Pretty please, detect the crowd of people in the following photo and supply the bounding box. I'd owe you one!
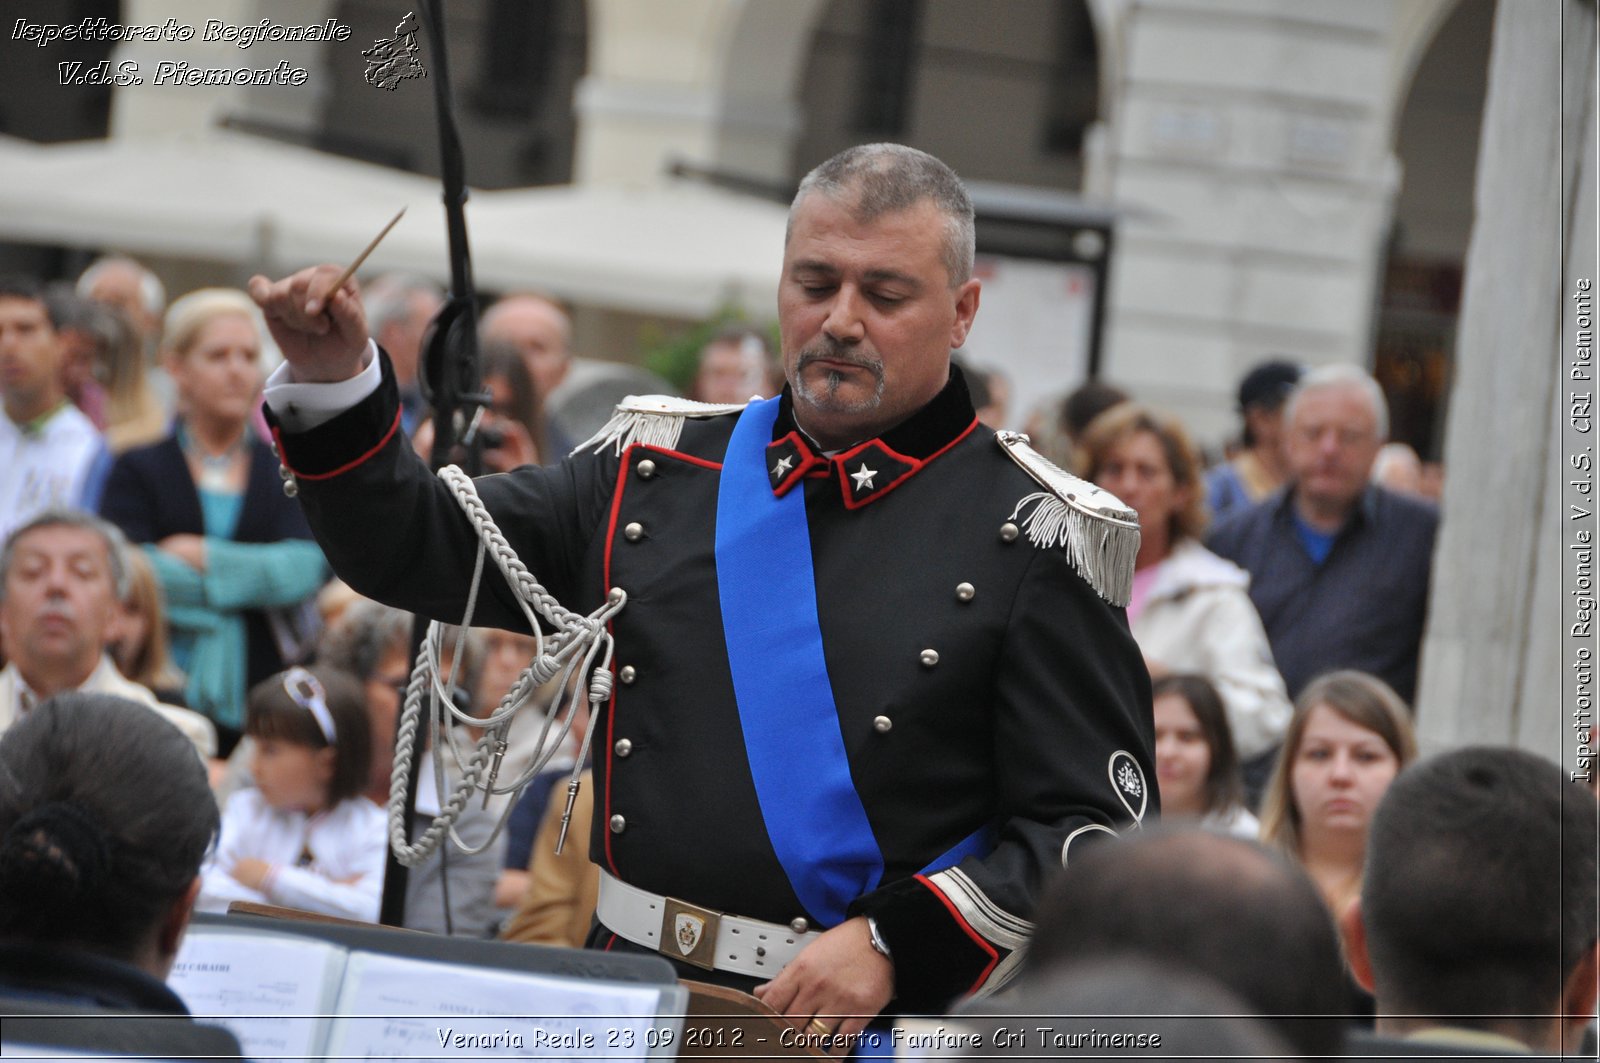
[0,139,1589,1059]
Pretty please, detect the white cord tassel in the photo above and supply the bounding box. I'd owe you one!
[1009,493,1140,607]
[387,467,627,867]
[995,431,1140,607]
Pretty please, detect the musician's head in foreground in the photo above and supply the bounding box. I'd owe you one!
[1343,746,1599,1053]
[0,692,218,979]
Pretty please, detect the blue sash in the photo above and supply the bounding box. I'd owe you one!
[716,398,881,926]
[715,398,993,927]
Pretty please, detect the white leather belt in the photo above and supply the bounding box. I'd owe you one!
[596,871,822,978]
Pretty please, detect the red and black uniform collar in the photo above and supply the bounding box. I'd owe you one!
[765,364,979,509]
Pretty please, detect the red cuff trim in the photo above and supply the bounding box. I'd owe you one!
[915,872,999,995]
[273,409,403,482]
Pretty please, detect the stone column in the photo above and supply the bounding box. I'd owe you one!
[1094,0,1426,443]
[1413,0,1595,757]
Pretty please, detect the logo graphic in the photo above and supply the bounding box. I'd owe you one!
[674,913,706,957]
[1107,750,1148,827]
[362,12,426,91]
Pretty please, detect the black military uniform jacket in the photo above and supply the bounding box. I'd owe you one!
[271,355,1155,1012]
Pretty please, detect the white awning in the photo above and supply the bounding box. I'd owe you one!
[0,132,785,319]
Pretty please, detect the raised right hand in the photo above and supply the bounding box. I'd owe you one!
[247,266,370,383]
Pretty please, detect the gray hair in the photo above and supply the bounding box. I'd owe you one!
[1284,364,1389,441]
[363,273,444,335]
[789,143,976,286]
[318,599,413,682]
[318,599,488,707]
[0,509,131,601]
[76,256,166,318]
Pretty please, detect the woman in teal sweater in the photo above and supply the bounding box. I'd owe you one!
[101,289,328,755]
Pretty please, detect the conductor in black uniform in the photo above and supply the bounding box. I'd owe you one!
[250,144,1154,1041]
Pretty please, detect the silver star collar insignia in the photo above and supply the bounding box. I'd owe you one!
[772,455,794,477]
[850,464,878,492]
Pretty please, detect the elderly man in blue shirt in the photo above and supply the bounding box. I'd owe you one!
[1208,365,1438,708]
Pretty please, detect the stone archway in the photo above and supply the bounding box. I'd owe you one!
[1372,0,1495,461]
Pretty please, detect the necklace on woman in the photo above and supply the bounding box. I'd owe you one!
[180,423,247,493]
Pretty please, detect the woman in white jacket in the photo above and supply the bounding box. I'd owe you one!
[1080,403,1291,772]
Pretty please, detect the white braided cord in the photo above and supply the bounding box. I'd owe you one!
[387,466,624,866]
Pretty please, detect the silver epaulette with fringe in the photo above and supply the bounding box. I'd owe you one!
[572,395,749,457]
[995,431,1140,607]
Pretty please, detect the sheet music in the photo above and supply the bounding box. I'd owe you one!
[326,950,667,1059]
[167,930,345,1061]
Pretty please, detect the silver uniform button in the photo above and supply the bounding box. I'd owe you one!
[282,479,298,498]
[999,522,1020,543]
[956,582,976,602]
[607,586,625,605]
[636,459,657,479]
[614,738,633,757]
[619,665,637,685]
[873,715,892,733]
[920,649,940,668]
[623,522,644,542]
[609,814,626,834]
[789,917,809,934]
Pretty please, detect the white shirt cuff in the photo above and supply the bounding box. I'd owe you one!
[262,340,382,432]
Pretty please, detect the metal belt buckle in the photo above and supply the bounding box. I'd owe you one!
[660,896,722,970]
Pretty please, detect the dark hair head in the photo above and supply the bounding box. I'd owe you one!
[791,143,975,285]
[1362,746,1598,1033]
[1060,381,1129,442]
[1259,670,1417,857]
[480,339,550,460]
[1152,673,1244,814]
[1077,402,1209,543]
[0,275,57,328]
[246,666,371,805]
[1237,359,1304,413]
[962,955,1294,1060]
[0,693,218,961]
[1029,826,1348,1057]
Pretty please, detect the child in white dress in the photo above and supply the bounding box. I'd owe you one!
[200,666,387,921]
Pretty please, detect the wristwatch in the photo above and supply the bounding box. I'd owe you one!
[865,915,893,960]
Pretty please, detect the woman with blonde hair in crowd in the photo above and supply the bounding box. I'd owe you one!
[1079,402,1292,779]
[100,288,328,756]
[1258,670,1417,1018]
[1259,670,1418,923]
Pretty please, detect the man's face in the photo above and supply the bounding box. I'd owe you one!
[168,312,263,427]
[778,193,980,449]
[378,290,442,388]
[695,340,766,405]
[0,525,120,683]
[482,298,571,397]
[0,297,64,415]
[1286,384,1383,517]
